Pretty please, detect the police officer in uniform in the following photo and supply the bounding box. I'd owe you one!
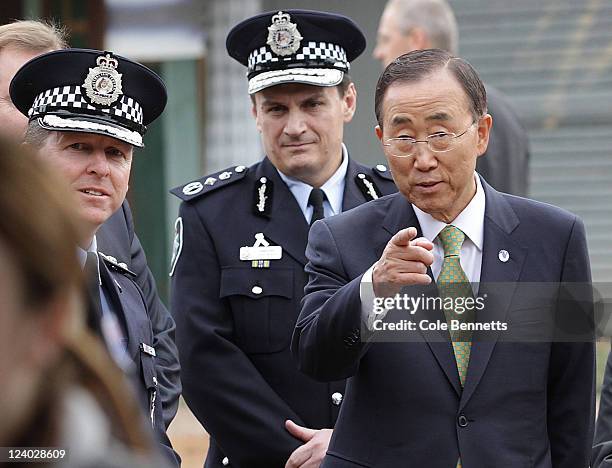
[170,10,397,468]
[10,48,180,466]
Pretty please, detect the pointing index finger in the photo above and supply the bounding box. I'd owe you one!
[391,227,418,247]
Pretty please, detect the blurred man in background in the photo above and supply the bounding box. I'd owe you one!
[0,20,65,140]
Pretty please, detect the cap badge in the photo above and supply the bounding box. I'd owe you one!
[267,11,302,56]
[83,53,123,106]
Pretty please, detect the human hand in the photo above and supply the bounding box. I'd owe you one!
[372,226,434,297]
[285,420,333,468]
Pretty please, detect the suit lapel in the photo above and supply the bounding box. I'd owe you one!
[460,179,527,407]
[257,158,310,266]
[381,194,463,396]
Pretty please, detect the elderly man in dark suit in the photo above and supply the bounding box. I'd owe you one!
[373,0,530,196]
[593,349,612,466]
[292,49,594,467]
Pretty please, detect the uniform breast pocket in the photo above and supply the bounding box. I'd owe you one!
[220,267,295,354]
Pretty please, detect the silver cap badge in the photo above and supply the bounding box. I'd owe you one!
[267,11,302,56]
[83,53,123,106]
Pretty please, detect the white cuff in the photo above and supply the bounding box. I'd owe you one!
[359,262,389,331]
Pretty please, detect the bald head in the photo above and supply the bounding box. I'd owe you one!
[373,0,458,68]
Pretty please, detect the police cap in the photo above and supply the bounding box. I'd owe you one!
[10,48,167,147]
[226,9,366,94]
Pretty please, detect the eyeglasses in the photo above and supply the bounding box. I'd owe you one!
[383,120,477,158]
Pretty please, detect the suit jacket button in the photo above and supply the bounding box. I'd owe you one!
[457,415,468,427]
[331,392,343,406]
[222,456,229,466]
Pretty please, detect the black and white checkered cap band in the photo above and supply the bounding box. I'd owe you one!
[247,41,349,74]
[28,85,144,127]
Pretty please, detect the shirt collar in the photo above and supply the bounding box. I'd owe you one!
[276,143,348,216]
[76,235,98,269]
[413,173,485,250]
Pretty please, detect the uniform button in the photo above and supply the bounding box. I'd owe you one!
[235,165,246,173]
[331,392,343,406]
[376,164,387,172]
[222,457,229,466]
[251,285,263,295]
[457,415,468,427]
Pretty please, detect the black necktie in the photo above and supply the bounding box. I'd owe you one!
[84,251,103,335]
[308,188,326,226]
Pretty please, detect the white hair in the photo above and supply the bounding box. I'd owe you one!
[388,0,459,55]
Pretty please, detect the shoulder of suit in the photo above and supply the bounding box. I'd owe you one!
[170,164,250,202]
[369,163,394,182]
[351,161,394,182]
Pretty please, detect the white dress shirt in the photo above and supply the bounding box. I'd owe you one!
[361,173,486,329]
[413,174,485,284]
[276,143,349,222]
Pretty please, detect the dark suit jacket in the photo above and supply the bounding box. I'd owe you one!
[170,156,397,468]
[292,179,594,468]
[97,200,181,466]
[476,85,530,197]
[593,344,612,467]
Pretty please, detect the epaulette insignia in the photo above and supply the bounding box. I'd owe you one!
[170,165,249,201]
[253,176,273,217]
[99,252,137,277]
[355,173,381,201]
[372,163,393,181]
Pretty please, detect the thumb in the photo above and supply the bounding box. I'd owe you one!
[392,227,418,247]
[285,419,316,442]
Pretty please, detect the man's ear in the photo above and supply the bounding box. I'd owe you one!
[251,99,262,132]
[251,102,261,132]
[375,125,384,142]
[342,82,357,123]
[476,113,493,157]
[408,27,431,50]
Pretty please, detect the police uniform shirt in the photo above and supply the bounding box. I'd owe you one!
[277,143,349,222]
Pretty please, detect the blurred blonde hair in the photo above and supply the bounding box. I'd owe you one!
[0,19,68,53]
[0,137,154,453]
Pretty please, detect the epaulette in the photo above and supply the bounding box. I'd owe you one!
[99,252,137,277]
[354,163,394,201]
[170,165,249,202]
[372,163,394,181]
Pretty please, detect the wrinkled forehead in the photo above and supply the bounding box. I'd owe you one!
[50,130,134,150]
[382,69,472,121]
